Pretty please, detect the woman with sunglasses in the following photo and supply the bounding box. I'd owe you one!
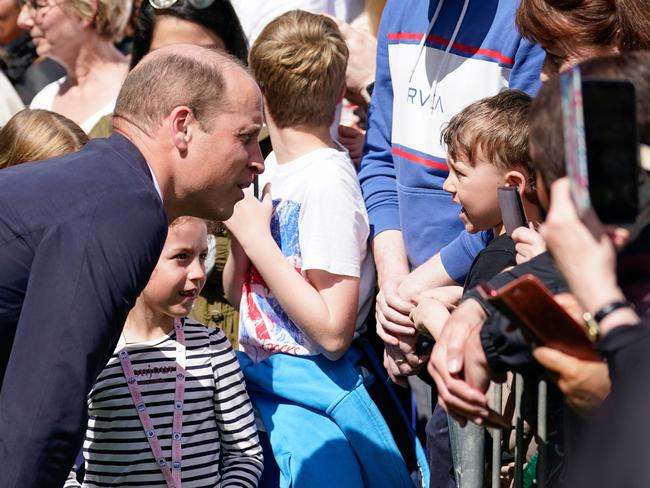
[16,0,131,134]
[130,0,247,68]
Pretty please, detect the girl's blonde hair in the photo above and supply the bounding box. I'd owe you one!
[0,109,89,169]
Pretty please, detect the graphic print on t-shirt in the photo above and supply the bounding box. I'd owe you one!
[240,199,316,361]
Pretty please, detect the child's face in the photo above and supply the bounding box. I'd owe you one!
[141,218,208,319]
[443,152,506,233]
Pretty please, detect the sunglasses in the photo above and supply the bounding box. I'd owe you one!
[149,0,216,9]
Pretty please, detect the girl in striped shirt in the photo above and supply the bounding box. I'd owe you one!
[68,217,263,487]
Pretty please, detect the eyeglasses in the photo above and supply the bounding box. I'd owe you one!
[149,0,215,10]
[18,0,60,15]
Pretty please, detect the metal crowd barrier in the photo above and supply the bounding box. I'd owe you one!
[452,376,548,488]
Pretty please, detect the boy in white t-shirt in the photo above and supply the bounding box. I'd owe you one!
[223,10,419,488]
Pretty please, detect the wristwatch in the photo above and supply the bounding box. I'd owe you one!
[582,300,633,341]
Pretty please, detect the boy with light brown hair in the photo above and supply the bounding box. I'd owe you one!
[411,90,543,486]
[414,89,543,341]
[223,10,423,488]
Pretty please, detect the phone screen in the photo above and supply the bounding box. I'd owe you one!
[582,80,639,224]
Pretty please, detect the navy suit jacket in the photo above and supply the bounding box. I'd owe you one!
[0,134,168,487]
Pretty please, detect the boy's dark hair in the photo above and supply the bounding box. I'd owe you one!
[248,10,348,129]
[442,90,537,198]
[529,51,650,191]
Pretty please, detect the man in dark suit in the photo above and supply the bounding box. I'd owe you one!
[0,44,264,487]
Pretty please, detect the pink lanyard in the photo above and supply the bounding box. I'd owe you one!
[118,318,186,488]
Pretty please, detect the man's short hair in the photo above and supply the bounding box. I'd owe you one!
[248,10,348,129]
[442,90,533,172]
[114,50,239,133]
[529,51,650,191]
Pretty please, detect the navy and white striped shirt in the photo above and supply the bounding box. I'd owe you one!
[67,319,262,487]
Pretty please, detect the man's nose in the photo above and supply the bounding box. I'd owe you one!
[249,143,265,175]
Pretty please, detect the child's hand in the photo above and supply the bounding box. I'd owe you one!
[415,285,463,309]
[512,223,546,265]
[410,295,452,341]
[224,184,274,249]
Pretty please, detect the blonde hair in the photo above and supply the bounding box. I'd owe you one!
[169,215,207,229]
[67,0,132,41]
[0,109,89,169]
[249,10,348,129]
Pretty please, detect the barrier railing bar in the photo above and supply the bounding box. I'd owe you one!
[514,373,525,488]
[536,379,547,488]
[491,383,503,488]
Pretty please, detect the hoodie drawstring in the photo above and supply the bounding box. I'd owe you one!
[408,0,471,104]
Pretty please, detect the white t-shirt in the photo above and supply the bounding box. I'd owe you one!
[231,0,364,45]
[30,77,115,133]
[0,72,24,125]
[239,147,375,362]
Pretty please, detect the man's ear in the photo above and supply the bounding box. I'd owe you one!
[169,106,195,154]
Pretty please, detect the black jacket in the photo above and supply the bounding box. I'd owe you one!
[0,134,168,487]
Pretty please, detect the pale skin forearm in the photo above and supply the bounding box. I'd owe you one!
[223,236,250,307]
[241,234,359,360]
[372,230,410,286]
[399,252,457,301]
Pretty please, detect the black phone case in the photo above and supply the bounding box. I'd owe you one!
[497,186,527,236]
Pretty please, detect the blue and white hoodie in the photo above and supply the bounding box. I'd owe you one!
[359,0,544,281]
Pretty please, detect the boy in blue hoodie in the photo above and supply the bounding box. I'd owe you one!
[358,1,544,486]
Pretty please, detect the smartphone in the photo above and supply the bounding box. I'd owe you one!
[477,275,600,362]
[562,69,640,224]
[582,79,639,224]
[498,186,527,236]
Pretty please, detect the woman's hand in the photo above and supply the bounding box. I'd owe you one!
[533,347,611,415]
[541,178,623,317]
